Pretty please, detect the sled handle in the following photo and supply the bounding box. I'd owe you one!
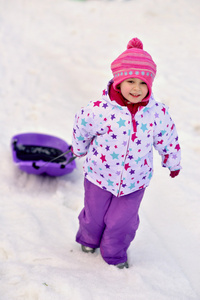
[32,149,76,170]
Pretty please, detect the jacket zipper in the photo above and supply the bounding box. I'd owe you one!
[117,113,135,197]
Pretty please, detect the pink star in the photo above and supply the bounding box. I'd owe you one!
[100,154,107,163]
[131,133,137,142]
[161,107,166,114]
[125,163,131,171]
[175,144,180,151]
[157,140,163,145]
[93,101,102,107]
[107,125,113,134]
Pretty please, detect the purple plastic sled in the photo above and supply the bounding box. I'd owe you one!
[11,133,76,176]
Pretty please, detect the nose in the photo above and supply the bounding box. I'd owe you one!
[132,83,140,91]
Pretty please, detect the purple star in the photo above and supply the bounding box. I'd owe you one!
[111,114,116,120]
[128,155,133,160]
[105,145,110,151]
[136,139,141,145]
[111,134,117,139]
[103,103,108,109]
[105,164,110,169]
[130,169,135,175]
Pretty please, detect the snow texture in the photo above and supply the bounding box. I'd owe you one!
[0,0,200,299]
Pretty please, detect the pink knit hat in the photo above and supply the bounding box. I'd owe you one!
[111,38,157,101]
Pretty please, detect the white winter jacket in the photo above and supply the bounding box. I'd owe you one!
[72,83,181,197]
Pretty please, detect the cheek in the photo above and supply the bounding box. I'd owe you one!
[120,86,129,96]
[143,86,148,96]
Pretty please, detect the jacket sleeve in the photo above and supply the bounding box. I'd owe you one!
[153,104,181,171]
[72,103,99,157]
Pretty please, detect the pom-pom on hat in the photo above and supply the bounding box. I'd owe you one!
[111,38,157,101]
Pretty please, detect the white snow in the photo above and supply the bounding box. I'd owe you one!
[0,0,200,299]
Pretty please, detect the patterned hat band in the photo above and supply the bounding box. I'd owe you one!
[113,70,155,79]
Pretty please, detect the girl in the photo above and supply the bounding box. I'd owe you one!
[72,38,181,269]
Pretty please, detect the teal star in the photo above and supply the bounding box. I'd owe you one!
[161,130,166,136]
[77,135,84,141]
[129,183,135,190]
[141,123,148,132]
[87,166,93,173]
[81,118,88,126]
[135,157,141,164]
[110,152,119,159]
[117,118,126,128]
[107,179,114,186]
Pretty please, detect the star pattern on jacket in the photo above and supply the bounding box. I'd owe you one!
[72,84,181,197]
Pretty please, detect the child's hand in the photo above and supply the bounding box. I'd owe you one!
[170,170,180,178]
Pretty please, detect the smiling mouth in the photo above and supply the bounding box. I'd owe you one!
[130,94,141,97]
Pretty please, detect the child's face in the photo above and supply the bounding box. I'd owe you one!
[119,78,148,104]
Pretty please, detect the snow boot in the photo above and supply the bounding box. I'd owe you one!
[116,261,129,269]
[81,245,96,253]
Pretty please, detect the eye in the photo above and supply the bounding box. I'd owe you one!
[141,81,147,85]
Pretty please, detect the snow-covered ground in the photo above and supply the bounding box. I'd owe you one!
[0,0,200,299]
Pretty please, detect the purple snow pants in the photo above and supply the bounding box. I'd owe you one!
[76,178,145,265]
